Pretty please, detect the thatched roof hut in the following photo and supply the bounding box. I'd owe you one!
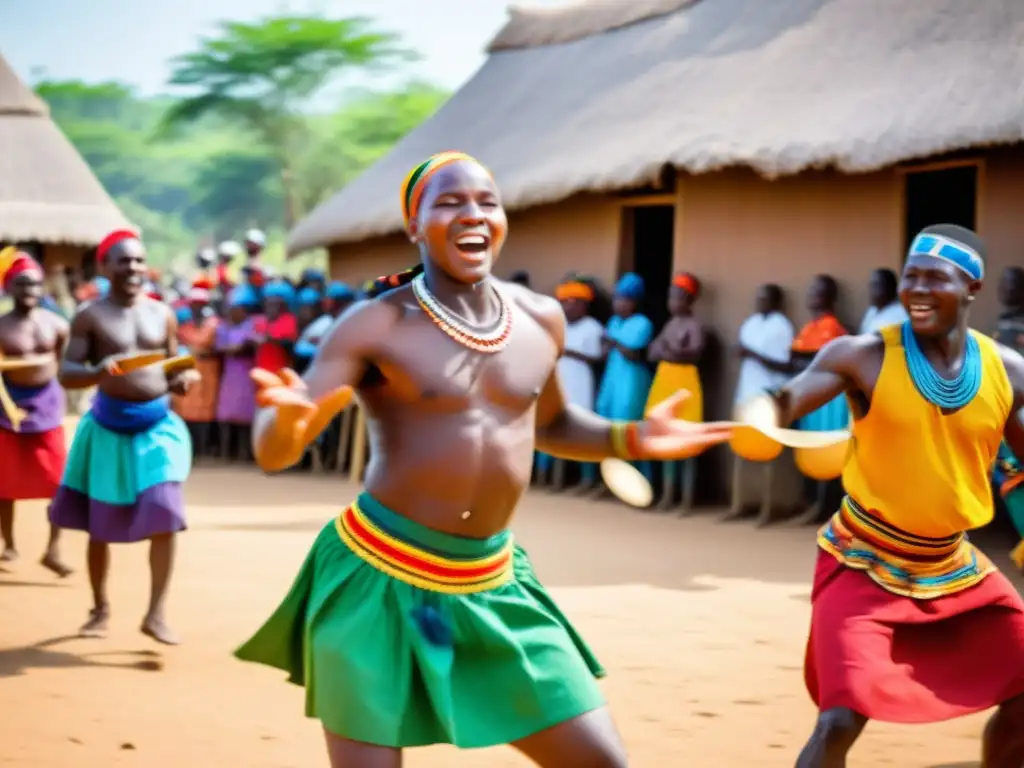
[286,0,1024,503]
[0,54,130,247]
[288,0,1024,254]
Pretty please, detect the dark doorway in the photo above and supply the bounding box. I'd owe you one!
[623,205,675,331]
[903,164,978,253]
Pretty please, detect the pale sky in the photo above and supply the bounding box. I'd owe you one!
[0,0,563,95]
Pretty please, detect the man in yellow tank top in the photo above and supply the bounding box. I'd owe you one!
[751,224,1024,767]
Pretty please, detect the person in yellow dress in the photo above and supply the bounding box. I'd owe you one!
[646,272,706,508]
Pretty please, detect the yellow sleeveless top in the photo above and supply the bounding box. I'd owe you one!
[817,323,1012,599]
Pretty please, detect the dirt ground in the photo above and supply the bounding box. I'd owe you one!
[1,463,1020,768]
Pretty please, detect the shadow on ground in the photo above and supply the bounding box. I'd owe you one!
[0,635,163,678]
[0,579,69,588]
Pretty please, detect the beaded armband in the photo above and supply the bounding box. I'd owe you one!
[609,422,642,460]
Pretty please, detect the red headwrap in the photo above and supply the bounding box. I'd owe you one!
[192,275,214,291]
[672,272,701,298]
[96,229,140,263]
[0,246,43,292]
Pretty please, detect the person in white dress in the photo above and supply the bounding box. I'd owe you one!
[734,284,794,409]
[859,268,908,334]
[535,277,605,490]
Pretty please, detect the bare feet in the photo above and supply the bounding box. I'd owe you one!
[80,607,110,638]
[40,553,74,578]
[141,615,181,646]
[0,546,18,563]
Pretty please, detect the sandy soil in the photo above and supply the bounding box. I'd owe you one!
[1,463,1019,767]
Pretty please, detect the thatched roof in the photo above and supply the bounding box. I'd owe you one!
[0,54,131,246]
[289,0,1024,253]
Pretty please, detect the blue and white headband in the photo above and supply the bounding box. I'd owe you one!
[908,232,984,280]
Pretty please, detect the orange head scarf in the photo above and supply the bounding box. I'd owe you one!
[672,272,701,298]
[555,280,595,302]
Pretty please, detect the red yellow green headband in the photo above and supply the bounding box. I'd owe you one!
[400,151,487,230]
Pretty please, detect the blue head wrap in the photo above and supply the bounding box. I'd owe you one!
[228,284,258,308]
[298,286,321,306]
[174,305,191,325]
[262,280,295,303]
[614,272,645,301]
[908,231,985,280]
[326,281,355,301]
[301,267,323,281]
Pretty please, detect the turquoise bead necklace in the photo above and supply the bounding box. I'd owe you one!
[901,321,981,409]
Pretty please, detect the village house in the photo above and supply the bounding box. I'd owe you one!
[0,53,130,272]
[288,0,1024,497]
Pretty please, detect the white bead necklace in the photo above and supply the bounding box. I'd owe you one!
[411,273,512,353]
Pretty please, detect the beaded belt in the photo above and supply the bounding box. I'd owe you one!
[335,501,514,594]
[817,496,995,599]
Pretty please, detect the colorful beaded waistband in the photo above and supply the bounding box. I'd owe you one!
[335,501,514,594]
[817,496,994,599]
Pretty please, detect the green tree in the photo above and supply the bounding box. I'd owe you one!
[35,80,146,126]
[114,196,194,269]
[187,148,283,237]
[293,81,449,212]
[163,14,412,226]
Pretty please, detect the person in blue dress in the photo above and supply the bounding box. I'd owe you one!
[596,272,655,482]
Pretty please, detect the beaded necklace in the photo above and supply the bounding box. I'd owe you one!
[411,273,512,353]
[901,321,981,409]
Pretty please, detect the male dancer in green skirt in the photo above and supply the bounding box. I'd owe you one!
[236,151,732,767]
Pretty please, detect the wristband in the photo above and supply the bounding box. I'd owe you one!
[610,421,642,460]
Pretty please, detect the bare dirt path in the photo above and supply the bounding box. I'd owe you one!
[2,463,1016,767]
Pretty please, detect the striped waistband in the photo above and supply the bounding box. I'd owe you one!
[836,496,964,559]
[335,499,514,594]
[818,496,994,599]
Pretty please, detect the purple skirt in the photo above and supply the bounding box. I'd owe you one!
[217,356,257,424]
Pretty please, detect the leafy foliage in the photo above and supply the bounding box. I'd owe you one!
[162,14,415,226]
[33,14,449,271]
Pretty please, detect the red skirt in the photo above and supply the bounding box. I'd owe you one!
[0,426,66,501]
[805,549,1024,723]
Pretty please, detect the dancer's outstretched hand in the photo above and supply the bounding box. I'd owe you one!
[250,368,352,442]
[252,368,317,427]
[636,390,735,460]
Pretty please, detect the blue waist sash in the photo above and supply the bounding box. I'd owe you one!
[91,391,171,435]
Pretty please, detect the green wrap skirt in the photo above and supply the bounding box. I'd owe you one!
[234,492,606,748]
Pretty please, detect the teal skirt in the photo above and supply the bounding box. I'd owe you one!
[48,403,191,543]
[234,493,606,748]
